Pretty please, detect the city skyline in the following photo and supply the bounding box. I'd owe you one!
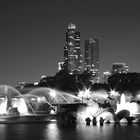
[0,0,140,86]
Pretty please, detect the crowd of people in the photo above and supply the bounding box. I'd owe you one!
[85,116,107,126]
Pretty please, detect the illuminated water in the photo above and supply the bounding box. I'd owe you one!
[0,86,140,140]
[26,87,82,104]
[0,85,29,115]
[0,121,139,140]
[116,93,140,116]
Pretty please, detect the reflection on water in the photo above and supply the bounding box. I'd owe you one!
[0,121,140,140]
[44,122,61,140]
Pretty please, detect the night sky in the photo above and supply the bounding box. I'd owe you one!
[0,0,140,86]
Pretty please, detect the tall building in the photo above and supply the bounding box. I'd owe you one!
[85,38,99,83]
[64,23,82,74]
[112,63,129,75]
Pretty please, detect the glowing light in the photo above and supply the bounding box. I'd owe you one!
[50,110,56,115]
[69,42,73,46]
[31,98,36,101]
[78,90,84,98]
[68,23,76,29]
[78,88,91,99]
[49,89,56,98]
[41,75,47,79]
[109,89,119,97]
[84,88,91,98]
[34,82,38,86]
[37,96,46,102]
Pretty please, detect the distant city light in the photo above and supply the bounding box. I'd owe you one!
[68,23,76,29]
[34,82,38,86]
[41,75,47,79]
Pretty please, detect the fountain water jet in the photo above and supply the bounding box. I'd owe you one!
[23,93,55,115]
[12,98,28,114]
[0,97,7,114]
[0,85,29,116]
[120,94,125,106]
[115,93,138,115]
[49,89,69,103]
[27,87,82,105]
[60,92,82,103]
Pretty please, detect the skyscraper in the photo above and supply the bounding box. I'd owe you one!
[85,38,99,83]
[64,23,82,74]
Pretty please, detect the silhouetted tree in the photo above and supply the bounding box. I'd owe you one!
[107,72,140,95]
[54,70,78,93]
[91,83,110,91]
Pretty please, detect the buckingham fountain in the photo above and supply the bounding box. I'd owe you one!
[0,85,140,124]
[0,85,83,123]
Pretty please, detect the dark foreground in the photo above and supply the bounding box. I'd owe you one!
[0,118,140,140]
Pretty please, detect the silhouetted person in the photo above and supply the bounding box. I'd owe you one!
[92,117,97,126]
[99,117,105,126]
[85,117,91,125]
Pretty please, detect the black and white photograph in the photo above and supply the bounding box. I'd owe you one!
[0,0,140,140]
